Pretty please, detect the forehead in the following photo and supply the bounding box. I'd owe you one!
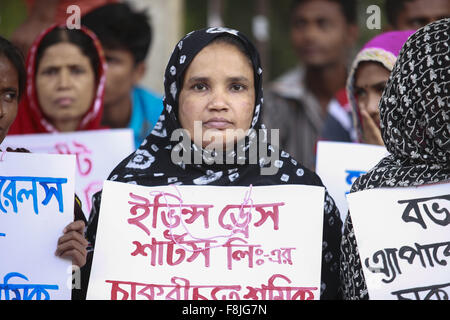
[0,54,18,86]
[354,61,390,85]
[292,0,345,19]
[403,0,449,16]
[38,42,91,66]
[185,42,253,77]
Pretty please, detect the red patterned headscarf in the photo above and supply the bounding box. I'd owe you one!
[8,24,107,134]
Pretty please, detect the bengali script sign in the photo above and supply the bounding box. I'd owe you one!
[3,129,134,218]
[347,183,450,300]
[315,141,388,227]
[87,182,325,300]
[0,152,75,300]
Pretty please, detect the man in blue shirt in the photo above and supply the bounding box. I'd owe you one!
[82,2,163,148]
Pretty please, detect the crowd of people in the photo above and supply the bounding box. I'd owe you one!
[0,0,448,300]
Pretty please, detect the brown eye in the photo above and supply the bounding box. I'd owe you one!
[230,84,246,92]
[193,83,207,91]
[2,91,17,103]
[42,67,58,76]
[354,88,366,99]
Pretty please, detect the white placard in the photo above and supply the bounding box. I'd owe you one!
[0,152,76,300]
[87,181,325,300]
[347,183,450,300]
[3,129,134,218]
[315,141,388,227]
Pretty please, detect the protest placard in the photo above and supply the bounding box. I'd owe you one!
[347,183,450,300]
[87,181,325,300]
[3,129,134,218]
[315,141,388,226]
[0,152,76,300]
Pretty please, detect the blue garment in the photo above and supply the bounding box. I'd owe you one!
[129,86,164,148]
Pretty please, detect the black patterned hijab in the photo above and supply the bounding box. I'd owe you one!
[87,28,344,300]
[106,27,321,188]
[351,18,450,192]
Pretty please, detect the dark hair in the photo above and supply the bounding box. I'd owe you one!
[35,27,101,82]
[290,0,357,24]
[0,36,26,99]
[81,2,152,64]
[385,0,412,27]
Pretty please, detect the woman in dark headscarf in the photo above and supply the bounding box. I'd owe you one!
[340,18,450,300]
[86,27,343,299]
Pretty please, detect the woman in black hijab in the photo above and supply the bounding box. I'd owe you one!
[86,27,342,299]
[340,18,450,300]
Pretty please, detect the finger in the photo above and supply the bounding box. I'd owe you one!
[360,109,375,130]
[57,230,89,246]
[55,239,87,259]
[361,110,383,145]
[60,249,86,268]
[63,220,85,234]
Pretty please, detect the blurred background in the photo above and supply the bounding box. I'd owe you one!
[0,0,386,95]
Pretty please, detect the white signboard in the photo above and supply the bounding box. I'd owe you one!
[347,183,450,300]
[3,129,134,218]
[0,152,76,300]
[315,141,388,226]
[87,182,325,300]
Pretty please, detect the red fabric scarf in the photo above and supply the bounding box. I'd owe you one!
[9,24,107,134]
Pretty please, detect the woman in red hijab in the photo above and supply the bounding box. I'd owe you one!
[9,24,106,134]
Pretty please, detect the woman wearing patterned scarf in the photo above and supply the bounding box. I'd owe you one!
[340,18,450,300]
[85,27,343,300]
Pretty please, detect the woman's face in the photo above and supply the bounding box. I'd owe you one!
[36,42,95,132]
[178,42,255,150]
[0,54,19,143]
[354,61,391,129]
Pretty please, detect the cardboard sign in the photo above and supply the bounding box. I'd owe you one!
[3,129,134,218]
[315,141,388,226]
[0,152,76,300]
[347,183,450,300]
[87,182,325,300]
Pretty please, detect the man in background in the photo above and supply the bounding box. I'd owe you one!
[385,0,449,30]
[82,2,163,148]
[262,0,358,170]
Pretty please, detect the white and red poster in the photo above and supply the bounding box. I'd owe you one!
[3,129,134,218]
[87,182,325,300]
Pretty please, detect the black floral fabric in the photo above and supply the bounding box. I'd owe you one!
[340,19,450,300]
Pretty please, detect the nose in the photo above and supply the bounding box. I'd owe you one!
[207,87,229,111]
[57,69,71,89]
[366,92,381,117]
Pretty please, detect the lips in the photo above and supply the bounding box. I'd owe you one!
[54,97,74,107]
[203,117,233,130]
